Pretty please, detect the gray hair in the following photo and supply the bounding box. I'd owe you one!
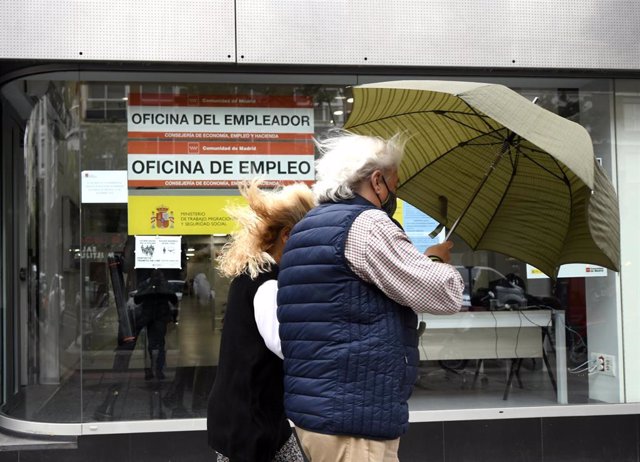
[312,131,407,203]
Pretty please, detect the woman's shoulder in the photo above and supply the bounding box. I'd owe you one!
[232,265,278,288]
[260,265,279,281]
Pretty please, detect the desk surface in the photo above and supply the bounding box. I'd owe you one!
[418,309,553,361]
[418,309,568,404]
[419,309,552,329]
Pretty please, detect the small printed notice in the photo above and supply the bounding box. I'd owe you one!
[527,263,608,279]
[81,170,128,203]
[402,202,445,253]
[134,235,182,269]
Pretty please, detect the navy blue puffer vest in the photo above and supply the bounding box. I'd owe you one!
[277,196,419,440]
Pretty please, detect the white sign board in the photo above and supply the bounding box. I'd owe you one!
[128,106,314,134]
[81,170,128,203]
[527,263,608,279]
[134,235,182,269]
[126,93,315,188]
[127,153,313,186]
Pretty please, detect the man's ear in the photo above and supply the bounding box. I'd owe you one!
[370,170,383,193]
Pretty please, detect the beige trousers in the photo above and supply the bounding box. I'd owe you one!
[295,427,400,462]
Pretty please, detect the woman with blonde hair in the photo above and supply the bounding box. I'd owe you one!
[207,180,315,462]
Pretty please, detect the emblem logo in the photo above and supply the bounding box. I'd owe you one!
[151,205,174,229]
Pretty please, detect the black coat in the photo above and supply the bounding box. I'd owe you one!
[133,278,178,323]
[207,267,291,462]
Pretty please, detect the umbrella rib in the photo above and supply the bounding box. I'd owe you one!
[518,145,549,156]
[348,109,505,141]
[526,147,574,273]
[470,135,572,254]
[346,110,441,129]
[519,147,582,187]
[555,158,575,268]
[399,128,511,187]
[549,155,572,186]
[461,101,505,135]
[433,112,505,141]
[516,149,571,185]
[464,141,507,147]
[449,102,573,180]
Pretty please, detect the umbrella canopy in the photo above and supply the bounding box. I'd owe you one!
[344,80,620,278]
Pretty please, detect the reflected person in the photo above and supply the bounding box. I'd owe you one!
[94,260,178,420]
[277,132,465,461]
[133,269,179,380]
[207,180,315,462]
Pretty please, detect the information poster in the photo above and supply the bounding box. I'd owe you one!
[81,170,128,203]
[128,195,246,235]
[401,201,445,253]
[134,235,182,269]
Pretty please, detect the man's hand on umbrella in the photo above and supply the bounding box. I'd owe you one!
[425,241,454,264]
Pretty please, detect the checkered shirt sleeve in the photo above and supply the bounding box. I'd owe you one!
[345,209,464,314]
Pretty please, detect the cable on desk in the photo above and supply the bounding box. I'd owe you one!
[518,309,553,329]
[514,310,523,358]
[490,310,499,358]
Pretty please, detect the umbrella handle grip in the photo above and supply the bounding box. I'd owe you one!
[428,223,445,239]
[428,195,449,239]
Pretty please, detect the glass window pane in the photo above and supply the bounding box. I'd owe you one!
[1,73,626,427]
[106,85,126,100]
[87,84,106,99]
[407,78,620,409]
[77,81,349,422]
[4,81,83,422]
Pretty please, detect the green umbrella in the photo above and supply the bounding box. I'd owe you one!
[344,80,620,278]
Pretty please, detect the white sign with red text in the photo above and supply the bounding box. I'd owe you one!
[127,140,314,187]
[127,93,315,188]
[526,263,608,279]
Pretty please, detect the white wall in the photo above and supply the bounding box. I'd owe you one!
[587,273,623,402]
[617,80,640,402]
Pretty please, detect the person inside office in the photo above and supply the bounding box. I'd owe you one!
[277,131,465,462]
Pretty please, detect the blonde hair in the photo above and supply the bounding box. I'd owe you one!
[217,180,316,279]
[313,130,407,203]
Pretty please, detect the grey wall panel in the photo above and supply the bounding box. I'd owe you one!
[236,0,640,70]
[2,1,638,70]
[0,0,235,63]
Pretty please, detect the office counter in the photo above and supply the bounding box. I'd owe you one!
[418,309,567,403]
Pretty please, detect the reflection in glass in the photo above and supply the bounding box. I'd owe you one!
[0,76,624,425]
[7,81,83,422]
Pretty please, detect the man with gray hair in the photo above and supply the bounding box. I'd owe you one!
[277,132,464,461]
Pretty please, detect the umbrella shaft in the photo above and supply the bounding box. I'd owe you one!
[445,143,510,241]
